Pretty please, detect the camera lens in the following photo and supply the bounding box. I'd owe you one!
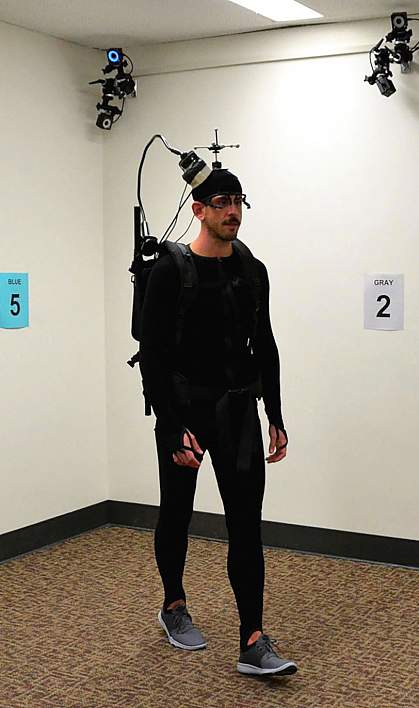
[108,50,121,64]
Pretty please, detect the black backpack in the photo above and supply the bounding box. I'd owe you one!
[127,239,264,415]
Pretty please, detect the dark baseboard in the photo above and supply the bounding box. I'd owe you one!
[109,502,419,569]
[1,500,418,569]
[0,502,109,563]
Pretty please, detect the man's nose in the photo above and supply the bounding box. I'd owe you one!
[227,201,241,215]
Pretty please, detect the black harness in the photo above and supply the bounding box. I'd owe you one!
[129,239,266,473]
[169,241,264,473]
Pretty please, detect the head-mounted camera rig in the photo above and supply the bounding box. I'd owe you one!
[133,131,241,258]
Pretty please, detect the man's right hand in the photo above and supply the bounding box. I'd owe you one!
[172,429,204,469]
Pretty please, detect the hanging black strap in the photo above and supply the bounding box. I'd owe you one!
[232,240,262,340]
[186,377,263,474]
[165,242,198,349]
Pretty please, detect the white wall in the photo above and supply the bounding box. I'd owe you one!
[104,18,419,542]
[0,23,108,533]
[2,16,415,543]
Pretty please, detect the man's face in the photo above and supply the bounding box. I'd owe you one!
[198,194,243,241]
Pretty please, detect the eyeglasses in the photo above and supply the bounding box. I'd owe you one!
[201,193,251,210]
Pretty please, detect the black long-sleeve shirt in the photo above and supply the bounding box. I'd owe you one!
[139,245,285,448]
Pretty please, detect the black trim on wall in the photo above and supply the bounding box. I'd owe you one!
[1,500,418,569]
[0,502,109,563]
[109,502,419,568]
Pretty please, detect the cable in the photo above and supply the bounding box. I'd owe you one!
[123,53,134,73]
[112,97,125,124]
[137,134,183,205]
[161,184,188,241]
[174,214,195,243]
[160,135,183,156]
[160,187,192,243]
[160,191,191,243]
[136,134,186,247]
[136,135,163,228]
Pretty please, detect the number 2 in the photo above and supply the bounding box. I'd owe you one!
[377,295,390,318]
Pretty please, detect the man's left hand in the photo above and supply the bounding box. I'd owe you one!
[265,424,288,463]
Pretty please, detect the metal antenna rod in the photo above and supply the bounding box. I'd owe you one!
[194,129,240,168]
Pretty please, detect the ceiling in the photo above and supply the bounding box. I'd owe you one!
[1,1,419,48]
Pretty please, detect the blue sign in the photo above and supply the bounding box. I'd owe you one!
[0,273,29,328]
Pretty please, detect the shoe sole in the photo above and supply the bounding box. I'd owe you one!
[158,610,207,651]
[237,661,298,676]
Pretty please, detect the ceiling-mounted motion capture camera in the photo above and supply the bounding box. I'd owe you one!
[89,48,137,130]
[365,11,419,95]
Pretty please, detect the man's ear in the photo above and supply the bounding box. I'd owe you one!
[192,201,205,222]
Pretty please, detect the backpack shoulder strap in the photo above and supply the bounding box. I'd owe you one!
[165,242,198,348]
[232,239,263,339]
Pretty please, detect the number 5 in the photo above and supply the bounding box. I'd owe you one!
[10,293,20,316]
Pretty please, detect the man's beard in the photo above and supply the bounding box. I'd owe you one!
[210,221,240,242]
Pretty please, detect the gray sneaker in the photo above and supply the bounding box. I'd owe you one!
[237,634,298,676]
[158,605,207,651]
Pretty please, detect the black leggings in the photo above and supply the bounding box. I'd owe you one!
[154,395,266,647]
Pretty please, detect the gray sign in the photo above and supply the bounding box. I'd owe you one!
[364,274,404,331]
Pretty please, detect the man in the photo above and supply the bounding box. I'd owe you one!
[139,168,297,677]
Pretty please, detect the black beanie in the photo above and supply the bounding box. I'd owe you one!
[192,168,242,202]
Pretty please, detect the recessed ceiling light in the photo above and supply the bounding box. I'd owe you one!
[227,0,323,22]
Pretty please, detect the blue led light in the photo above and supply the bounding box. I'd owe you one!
[108,49,121,64]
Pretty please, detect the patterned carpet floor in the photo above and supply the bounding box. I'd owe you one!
[0,526,418,707]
